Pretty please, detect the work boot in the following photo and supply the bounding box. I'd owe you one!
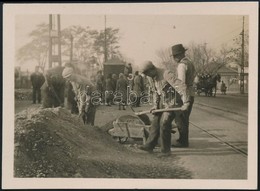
[123,105,126,110]
[119,105,121,110]
[172,140,189,148]
[138,145,153,153]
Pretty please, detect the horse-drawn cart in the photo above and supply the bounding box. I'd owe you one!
[196,73,221,97]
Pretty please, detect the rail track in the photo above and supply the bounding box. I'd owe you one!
[190,121,248,157]
[191,102,248,157]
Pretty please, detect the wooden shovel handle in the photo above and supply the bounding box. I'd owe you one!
[135,107,182,115]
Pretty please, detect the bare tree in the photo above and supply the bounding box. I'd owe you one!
[229,31,249,67]
[155,47,177,71]
[187,42,218,74]
[61,26,98,65]
[16,23,49,71]
[93,27,122,67]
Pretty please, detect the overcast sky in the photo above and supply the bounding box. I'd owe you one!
[15,14,248,71]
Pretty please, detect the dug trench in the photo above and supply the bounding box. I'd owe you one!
[14,107,192,178]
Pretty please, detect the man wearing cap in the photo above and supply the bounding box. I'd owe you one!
[62,67,97,126]
[165,44,196,147]
[138,61,179,157]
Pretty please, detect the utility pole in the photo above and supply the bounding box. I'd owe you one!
[240,16,245,94]
[70,34,74,63]
[104,15,108,63]
[48,14,62,68]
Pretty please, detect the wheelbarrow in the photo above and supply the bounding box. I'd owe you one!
[108,107,182,144]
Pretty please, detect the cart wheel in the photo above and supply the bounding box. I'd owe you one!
[118,137,128,144]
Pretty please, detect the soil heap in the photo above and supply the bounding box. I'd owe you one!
[14,107,191,178]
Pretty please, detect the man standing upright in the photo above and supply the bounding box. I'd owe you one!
[30,66,45,104]
[166,44,196,147]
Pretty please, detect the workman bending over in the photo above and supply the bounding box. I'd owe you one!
[41,66,65,108]
[62,67,97,126]
[138,61,188,157]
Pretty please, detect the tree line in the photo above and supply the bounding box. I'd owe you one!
[17,22,248,75]
[17,23,122,71]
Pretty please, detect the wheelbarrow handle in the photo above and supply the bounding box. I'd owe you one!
[135,107,182,115]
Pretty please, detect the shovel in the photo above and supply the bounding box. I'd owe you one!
[130,106,151,125]
[136,107,182,134]
[135,107,182,116]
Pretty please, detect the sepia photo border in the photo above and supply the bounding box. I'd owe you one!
[2,2,258,189]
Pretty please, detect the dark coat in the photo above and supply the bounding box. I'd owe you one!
[105,78,114,91]
[133,75,144,97]
[116,77,128,102]
[30,72,45,88]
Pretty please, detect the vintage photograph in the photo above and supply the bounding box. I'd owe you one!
[2,2,258,189]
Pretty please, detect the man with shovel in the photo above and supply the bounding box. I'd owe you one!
[138,61,187,157]
[62,67,97,126]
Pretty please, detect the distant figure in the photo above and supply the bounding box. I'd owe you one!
[221,81,227,95]
[133,71,144,107]
[30,66,45,104]
[116,73,128,110]
[111,73,118,92]
[105,73,114,106]
[124,63,133,77]
[96,70,105,101]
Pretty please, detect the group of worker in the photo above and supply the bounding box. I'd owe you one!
[30,43,195,157]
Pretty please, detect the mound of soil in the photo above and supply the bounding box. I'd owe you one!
[14,107,191,178]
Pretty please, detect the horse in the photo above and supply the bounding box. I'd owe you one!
[205,73,221,97]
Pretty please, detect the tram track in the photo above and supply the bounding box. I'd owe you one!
[190,121,248,157]
[193,102,248,125]
[190,96,248,157]
[194,102,247,118]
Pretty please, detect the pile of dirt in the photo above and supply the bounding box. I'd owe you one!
[15,89,32,101]
[14,107,191,178]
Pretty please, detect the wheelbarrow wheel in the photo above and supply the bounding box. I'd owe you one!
[117,137,128,144]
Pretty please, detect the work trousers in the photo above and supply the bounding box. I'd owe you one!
[32,86,41,104]
[41,84,65,108]
[175,96,194,145]
[83,105,96,126]
[144,111,175,153]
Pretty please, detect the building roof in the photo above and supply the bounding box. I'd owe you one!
[217,66,238,74]
[104,57,126,65]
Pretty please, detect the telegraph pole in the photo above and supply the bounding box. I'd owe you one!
[48,14,62,68]
[104,15,108,63]
[240,16,245,94]
[57,15,61,66]
[70,34,73,63]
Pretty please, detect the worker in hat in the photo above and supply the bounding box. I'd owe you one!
[165,43,196,147]
[138,61,180,157]
[62,67,97,126]
[41,66,66,108]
